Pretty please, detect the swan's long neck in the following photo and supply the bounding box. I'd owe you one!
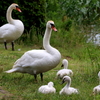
[64,63,68,69]
[43,27,53,52]
[6,6,13,24]
[66,80,71,88]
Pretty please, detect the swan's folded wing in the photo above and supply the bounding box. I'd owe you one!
[0,24,16,38]
[13,50,48,68]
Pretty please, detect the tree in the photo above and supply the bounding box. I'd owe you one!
[58,0,100,25]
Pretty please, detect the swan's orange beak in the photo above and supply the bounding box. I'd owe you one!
[16,7,22,12]
[52,26,57,32]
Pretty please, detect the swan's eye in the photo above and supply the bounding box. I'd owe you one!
[63,78,66,81]
[16,6,19,8]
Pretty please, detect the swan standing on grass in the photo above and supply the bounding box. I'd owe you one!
[56,59,73,79]
[0,3,24,51]
[93,71,100,95]
[59,76,78,95]
[38,82,56,94]
[5,21,61,81]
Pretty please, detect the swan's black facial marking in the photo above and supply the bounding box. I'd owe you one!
[61,64,64,67]
[62,77,66,84]
[50,23,55,27]
[16,6,20,9]
[50,23,57,31]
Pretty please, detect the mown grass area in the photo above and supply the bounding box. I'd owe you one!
[0,38,100,100]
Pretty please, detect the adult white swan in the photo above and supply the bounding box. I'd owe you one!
[56,59,73,79]
[38,82,56,94]
[59,76,79,95]
[0,3,24,50]
[5,21,61,81]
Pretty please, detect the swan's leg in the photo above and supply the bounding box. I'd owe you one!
[4,42,7,50]
[34,74,37,81]
[40,73,43,81]
[11,41,14,51]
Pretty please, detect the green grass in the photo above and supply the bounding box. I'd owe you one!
[0,41,100,100]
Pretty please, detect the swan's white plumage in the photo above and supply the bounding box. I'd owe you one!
[0,3,24,50]
[98,71,100,85]
[59,76,78,95]
[93,85,100,95]
[5,21,61,81]
[98,71,100,78]
[38,82,56,94]
[57,59,73,79]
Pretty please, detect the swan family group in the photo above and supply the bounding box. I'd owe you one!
[38,59,78,95]
[38,61,100,95]
[0,3,100,96]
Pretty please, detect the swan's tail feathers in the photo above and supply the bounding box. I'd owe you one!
[5,68,17,73]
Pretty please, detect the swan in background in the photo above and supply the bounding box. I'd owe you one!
[5,21,61,81]
[38,82,56,94]
[56,59,73,79]
[0,3,24,50]
[93,71,100,95]
[98,71,100,84]
[59,76,78,95]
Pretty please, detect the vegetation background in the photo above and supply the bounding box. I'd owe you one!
[0,0,100,100]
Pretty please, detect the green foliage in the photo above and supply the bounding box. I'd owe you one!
[46,0,61,20]
[62,17,73,31]
[58,0,100,26]
[18,0,46,34]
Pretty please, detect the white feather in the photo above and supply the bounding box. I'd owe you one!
[57,59,73,79]
[38,82,56,94]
